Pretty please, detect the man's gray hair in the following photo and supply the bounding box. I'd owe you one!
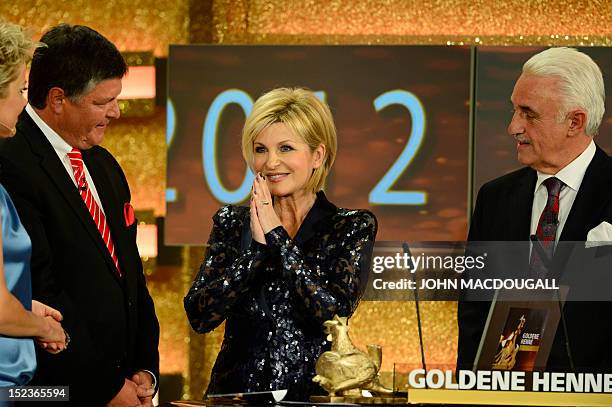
[523,47,605,137]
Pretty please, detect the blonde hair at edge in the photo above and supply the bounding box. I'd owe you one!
[242,88,338,194]
[522,47,605,137]
[0,21,37,98]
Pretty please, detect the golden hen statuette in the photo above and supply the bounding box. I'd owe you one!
[312,315,394,398]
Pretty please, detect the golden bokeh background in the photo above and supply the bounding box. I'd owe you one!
[1,0,610,401]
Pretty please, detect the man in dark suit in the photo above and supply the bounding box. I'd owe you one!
[458,47,611,373]
[0,25,159,406]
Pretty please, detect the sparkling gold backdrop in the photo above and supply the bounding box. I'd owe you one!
[103,110,167,216]
[210,0,611,46]
[0,0,190,56]
[1,0,610,401]
[243,0,610,38]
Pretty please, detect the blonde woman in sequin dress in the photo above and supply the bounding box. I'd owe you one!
[185,87,378,401]
[0,21,66,389]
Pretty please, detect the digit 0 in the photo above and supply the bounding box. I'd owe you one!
[202,89,255,204]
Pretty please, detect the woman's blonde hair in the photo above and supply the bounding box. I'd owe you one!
[241,87,337,193]
[0,21,37,98]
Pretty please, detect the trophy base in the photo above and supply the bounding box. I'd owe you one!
[310,395,408,404]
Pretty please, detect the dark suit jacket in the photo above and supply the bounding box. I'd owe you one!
[458,145,612,372]
[0,111,159,405]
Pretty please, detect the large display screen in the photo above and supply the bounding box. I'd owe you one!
[166,46,611,245]
[166,45,471,244]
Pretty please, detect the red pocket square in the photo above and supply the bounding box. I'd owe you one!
[124,202,135,226]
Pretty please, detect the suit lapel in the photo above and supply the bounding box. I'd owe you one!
[294,191,337,246]
[552,147,612,274]
[560,147,611,242]
[509,169,537,241]
[20,113,123,283]
[509,169,537,265]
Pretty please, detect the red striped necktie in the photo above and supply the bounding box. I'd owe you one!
[67,148,121,276]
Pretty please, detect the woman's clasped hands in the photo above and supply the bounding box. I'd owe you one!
[250,172,281,244]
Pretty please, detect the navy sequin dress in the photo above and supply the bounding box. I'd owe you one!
[184,192,377,401]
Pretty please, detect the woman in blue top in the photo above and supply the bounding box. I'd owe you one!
[0,21,66,388]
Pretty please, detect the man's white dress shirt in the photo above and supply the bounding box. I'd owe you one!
[530,140,596,242]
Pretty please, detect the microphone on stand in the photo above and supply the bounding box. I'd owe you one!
[530,234,553,270]
[530,234,575,372]
[402,242,427,387]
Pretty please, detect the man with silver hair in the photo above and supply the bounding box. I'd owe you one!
[458,47,611,372]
